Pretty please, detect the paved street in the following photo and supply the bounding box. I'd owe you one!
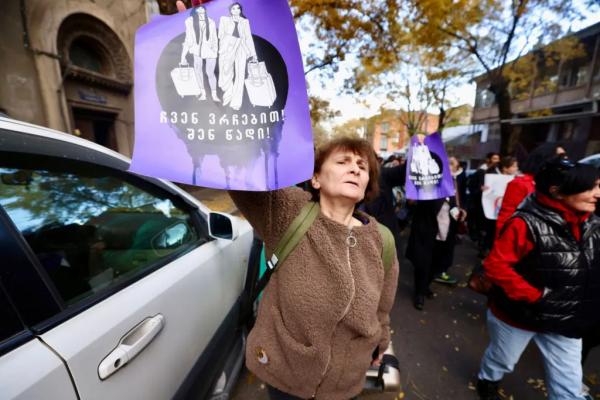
[188,189,600,400]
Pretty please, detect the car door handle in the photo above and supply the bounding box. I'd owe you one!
[98,314,165,380]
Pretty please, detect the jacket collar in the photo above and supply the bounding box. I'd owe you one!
[519,193,593,242]
[535,193,590,226]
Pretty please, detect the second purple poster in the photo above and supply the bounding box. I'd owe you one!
[405,132,455,200]
[129,0,313,190]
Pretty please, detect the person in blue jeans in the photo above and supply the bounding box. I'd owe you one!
[477,158,600,400]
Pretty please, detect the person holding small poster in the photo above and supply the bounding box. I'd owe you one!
[405,134,466,310]
[480,156,518,254]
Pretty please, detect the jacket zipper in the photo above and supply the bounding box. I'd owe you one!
[312,228,356,397]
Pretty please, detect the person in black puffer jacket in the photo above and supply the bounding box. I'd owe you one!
[476,158,600,400]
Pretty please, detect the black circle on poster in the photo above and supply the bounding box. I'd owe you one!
[155,33,289,186]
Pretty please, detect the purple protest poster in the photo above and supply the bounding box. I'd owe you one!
[129,0,314,190]
[405,132,455,200]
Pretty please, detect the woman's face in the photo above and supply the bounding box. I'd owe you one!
[312,149,370,204]
[230,4,241,16]
[503,162,519,176]
[560,180,600,213]
[449,157,459,172]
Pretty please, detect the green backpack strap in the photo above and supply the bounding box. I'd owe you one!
[268,201,320,269]
[254,202,320,299]
[377,223,395,273]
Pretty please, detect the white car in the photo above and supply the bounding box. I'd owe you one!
[0,117,262,400]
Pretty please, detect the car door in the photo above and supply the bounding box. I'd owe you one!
[0,276,77,400]
[0,148,252,399]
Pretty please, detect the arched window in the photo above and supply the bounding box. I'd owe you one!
[69,38,105,73]
[57,14,132,92]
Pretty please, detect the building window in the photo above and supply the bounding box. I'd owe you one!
[475,88,495,108]
[69,39,105,73]
[560,64,588,88]
[380,122,390,133]
[575,66,588,86]
[379,135,388,151]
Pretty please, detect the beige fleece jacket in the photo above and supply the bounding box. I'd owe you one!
[229,187,399,400]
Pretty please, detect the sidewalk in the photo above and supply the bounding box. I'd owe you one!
[231,232,600,400]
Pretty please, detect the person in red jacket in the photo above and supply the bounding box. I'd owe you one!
[495,144,566,236]
[477,158,600,400]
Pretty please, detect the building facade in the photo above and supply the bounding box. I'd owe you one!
[370,111,439,157]
[472,22,600,159]
[0,0,176,156]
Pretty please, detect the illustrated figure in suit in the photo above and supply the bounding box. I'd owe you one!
[180,6,220,102]
[218,2,257,110]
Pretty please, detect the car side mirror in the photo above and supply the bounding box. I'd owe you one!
[209,212,239,240]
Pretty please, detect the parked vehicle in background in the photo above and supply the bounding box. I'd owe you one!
[0,117,262,400]
[580,153,600,169]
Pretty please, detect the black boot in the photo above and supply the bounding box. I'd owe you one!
[476,379,500,400]
[413,295,425,310]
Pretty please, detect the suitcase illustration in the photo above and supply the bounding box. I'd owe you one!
[171,66,202,98]
[245,61,277,107]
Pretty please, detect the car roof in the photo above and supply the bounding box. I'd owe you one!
[580,153,600,163]
[0,117,209,214]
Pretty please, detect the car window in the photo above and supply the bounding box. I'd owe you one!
[0,157,206,306]
[0,283,24,343]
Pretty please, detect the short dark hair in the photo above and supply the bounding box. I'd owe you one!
[521,143,565,175]
[500,156,517,171]
[486,152,500,160]
[535,157,599,196]
[309,137,380,202]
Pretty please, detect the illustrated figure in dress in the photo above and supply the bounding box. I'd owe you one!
[218,2,257,110]
[180,6,220,102]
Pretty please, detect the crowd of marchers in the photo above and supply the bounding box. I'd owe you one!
[367,143,600,400]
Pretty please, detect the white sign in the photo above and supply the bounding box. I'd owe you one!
[482,174,515,220]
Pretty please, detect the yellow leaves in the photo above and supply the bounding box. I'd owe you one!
[526,377,548,395]
[526,108,553,118]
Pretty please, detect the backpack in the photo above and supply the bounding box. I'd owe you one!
[253,202,396,300]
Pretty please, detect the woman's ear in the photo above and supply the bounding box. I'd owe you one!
[311,176,320,190]
[549,185,562,199]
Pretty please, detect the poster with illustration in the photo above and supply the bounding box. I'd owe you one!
[482,174,514,220]
[129,0,313,190]
[405,132,455,200]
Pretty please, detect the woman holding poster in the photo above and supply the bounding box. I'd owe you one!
[173,4,398,398]
[218,3,257,110]
[229,138,399,399]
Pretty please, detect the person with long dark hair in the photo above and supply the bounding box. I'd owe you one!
[495,144,566,235]
[180,5,220,101]
[476,158,600,400]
